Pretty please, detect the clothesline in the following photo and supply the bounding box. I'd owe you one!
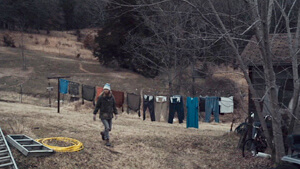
[58,78,233,101]
[57,78,235,128]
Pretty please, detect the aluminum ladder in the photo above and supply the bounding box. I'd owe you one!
[0,127,18,169]
[6,135,54,157]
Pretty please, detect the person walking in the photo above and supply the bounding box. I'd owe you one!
[93,83,118,146]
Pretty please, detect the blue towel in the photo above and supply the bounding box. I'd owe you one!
[186,97,199,128]
[59,79,69,94]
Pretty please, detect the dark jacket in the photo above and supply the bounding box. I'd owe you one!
[93,91,118,119]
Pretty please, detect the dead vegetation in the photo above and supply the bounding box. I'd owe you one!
[0,101,272,169]
[0,29,99,59]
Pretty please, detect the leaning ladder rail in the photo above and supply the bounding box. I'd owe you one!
[0,127,18,169]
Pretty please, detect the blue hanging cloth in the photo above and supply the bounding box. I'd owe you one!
[205,97,220,123]
[59,79,69,94]
[186,97,199,128]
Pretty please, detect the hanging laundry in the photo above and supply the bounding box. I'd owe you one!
[59,79,69,94]
[82,85,95,102]
[95,86,104,102]
[169,95,184,124]
[199,97,206,112]
[205,97,220,123]
[112,90,125,111]
[155,96,168,122]
[69,81,80,95]
[219,96,234,113]
[186,97,199,128]
[143,95,155,121]
[127,93,141,116]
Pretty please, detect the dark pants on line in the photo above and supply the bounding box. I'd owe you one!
[101,119,112,140]
[143,100,155,121]
[168,100,184,124]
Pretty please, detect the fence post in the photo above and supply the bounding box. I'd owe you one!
[20,84,22,103]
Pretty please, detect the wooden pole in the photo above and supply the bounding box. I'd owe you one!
[58,78,60,113]
[47,75,70,113]
[20,84,22,103]
[82,85,84,105]
[48,82,51,107]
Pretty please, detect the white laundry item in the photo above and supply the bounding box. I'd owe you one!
[170,95,181,103]
[144,95,154,101]
[155,96,168,122]
[156,96,167,102]
[219,96,234,113]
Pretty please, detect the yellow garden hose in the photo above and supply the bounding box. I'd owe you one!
[36,137,84,152]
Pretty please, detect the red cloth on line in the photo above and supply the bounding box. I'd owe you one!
[112,90,124,109]
[95,87,124,111]
[95,86,104,102]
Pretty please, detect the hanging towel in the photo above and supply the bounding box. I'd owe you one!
[187,97,199,128]
[155,96,168,122]
[59,79,69,94]
[219,96,234,113]
[127,93,141,112]
[69,81,80,95]
[82,85,95,101]
[95,86,104,102]
[112,90,125,110]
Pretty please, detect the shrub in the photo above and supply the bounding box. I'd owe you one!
[76,29,82,42]
[3,34,16,47]
[35,38,39,44]
[83,34,96,50]
[44,38,50,45]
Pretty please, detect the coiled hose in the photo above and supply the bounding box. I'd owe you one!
[36,137,84,152]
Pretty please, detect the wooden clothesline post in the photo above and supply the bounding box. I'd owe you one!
[47,75,70,113]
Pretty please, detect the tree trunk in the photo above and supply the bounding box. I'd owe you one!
[259,0,285,162]
[207,0,275,160]
[288,7,300,135]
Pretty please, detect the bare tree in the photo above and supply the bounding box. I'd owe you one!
[114,0,300,163]
[122,0,230,95]
[200,0,300,162]
[273,0,300,135]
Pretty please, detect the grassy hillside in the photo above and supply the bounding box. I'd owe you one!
[0,30,269,169]
[0,45,164,106]
[0,29,98,59]
[0,101,271,169]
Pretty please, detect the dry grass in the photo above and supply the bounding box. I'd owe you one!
[0,29,99,59]
[0,101,273,169]
[0,30,266,168]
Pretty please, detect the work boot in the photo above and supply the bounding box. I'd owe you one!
[105,139,111,147]
[100,132,105,140]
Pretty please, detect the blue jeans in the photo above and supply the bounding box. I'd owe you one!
[205,97,220,123]
[101,119,112,140]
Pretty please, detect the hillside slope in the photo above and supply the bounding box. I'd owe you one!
[0,45,164,106]
[0,101,271,169]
